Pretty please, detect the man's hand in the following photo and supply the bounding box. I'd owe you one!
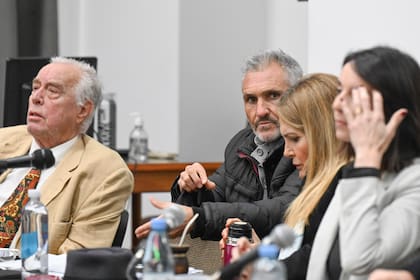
[178,162,216,192]
[134,198,194,239]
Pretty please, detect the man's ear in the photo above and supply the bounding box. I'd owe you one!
[76,100,94,125]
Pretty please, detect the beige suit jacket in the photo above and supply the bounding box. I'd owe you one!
[0,125,134,254]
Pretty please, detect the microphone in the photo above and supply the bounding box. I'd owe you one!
[0,149,55,170]
[211,224,295,280]
[260,223,295,246]
[162,204,186,229]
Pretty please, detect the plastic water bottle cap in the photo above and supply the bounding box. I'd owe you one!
[258,244,280,260]
[134,116,142,126]
[151,218,167,231]
[28,189,40,199]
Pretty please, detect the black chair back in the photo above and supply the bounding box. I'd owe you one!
[112,209,129,247]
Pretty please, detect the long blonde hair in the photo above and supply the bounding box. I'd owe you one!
[280,73,352,227]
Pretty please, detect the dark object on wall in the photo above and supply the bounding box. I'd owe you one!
[16,0,58,57]
[3,56,97,137]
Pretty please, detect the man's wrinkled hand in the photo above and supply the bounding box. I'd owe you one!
[134,197,194,239]
[178,162,216,192]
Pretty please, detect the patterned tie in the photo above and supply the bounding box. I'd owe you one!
[0,168,41,248]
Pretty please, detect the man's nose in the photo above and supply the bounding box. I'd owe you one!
[30,89,44,104]
[256,99,269,116]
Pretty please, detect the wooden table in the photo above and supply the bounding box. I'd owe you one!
[128,161,221,249]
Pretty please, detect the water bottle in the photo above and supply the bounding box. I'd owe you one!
[128,114,148,163]
[251,245,286,280]
[126,239,147,280]
[142,218,174,279]
[223,221,252,266]
[21,189,48,279]
[98,93,116,149]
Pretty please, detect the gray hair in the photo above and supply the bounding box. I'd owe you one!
[242,49,303,87]
[50,57,102,133]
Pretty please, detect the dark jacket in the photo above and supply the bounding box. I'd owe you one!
[171,127,302,240]
[283,167,344,280]
[404,257,420,280]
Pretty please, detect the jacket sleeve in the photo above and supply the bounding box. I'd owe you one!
[190,199,278,240]
[171,128,254,206]
[190,173,302,241]
[57,166,133,253]
[406,258,420,280]
[339,164,420,274]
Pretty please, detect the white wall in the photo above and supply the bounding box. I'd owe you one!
[266,0,308,72]
[178,0,267,161]
[308,0,420,75]
[58,0,180,155]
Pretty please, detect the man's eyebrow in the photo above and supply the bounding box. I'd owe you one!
[269,89,282,93]
[242,92,257,99]
[32,79,65,90]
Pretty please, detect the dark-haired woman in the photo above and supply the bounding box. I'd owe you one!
[308,46,420,280]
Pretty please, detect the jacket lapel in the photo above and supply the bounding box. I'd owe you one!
[307,190,341,280]
[41,136,84,206]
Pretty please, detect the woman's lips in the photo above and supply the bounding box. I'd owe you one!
[335,119,347,126]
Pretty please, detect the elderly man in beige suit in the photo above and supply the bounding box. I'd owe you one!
[0,57,133,254]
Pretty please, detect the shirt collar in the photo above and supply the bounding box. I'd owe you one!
[251,136,282,165]
[30,135,80,167]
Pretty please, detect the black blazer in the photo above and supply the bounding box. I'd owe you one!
[283,167,344,280]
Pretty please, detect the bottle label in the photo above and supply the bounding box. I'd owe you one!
[223,242,237,266]
[129,138,148,162]
[21,232,38,259]
[98,97,116,148]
